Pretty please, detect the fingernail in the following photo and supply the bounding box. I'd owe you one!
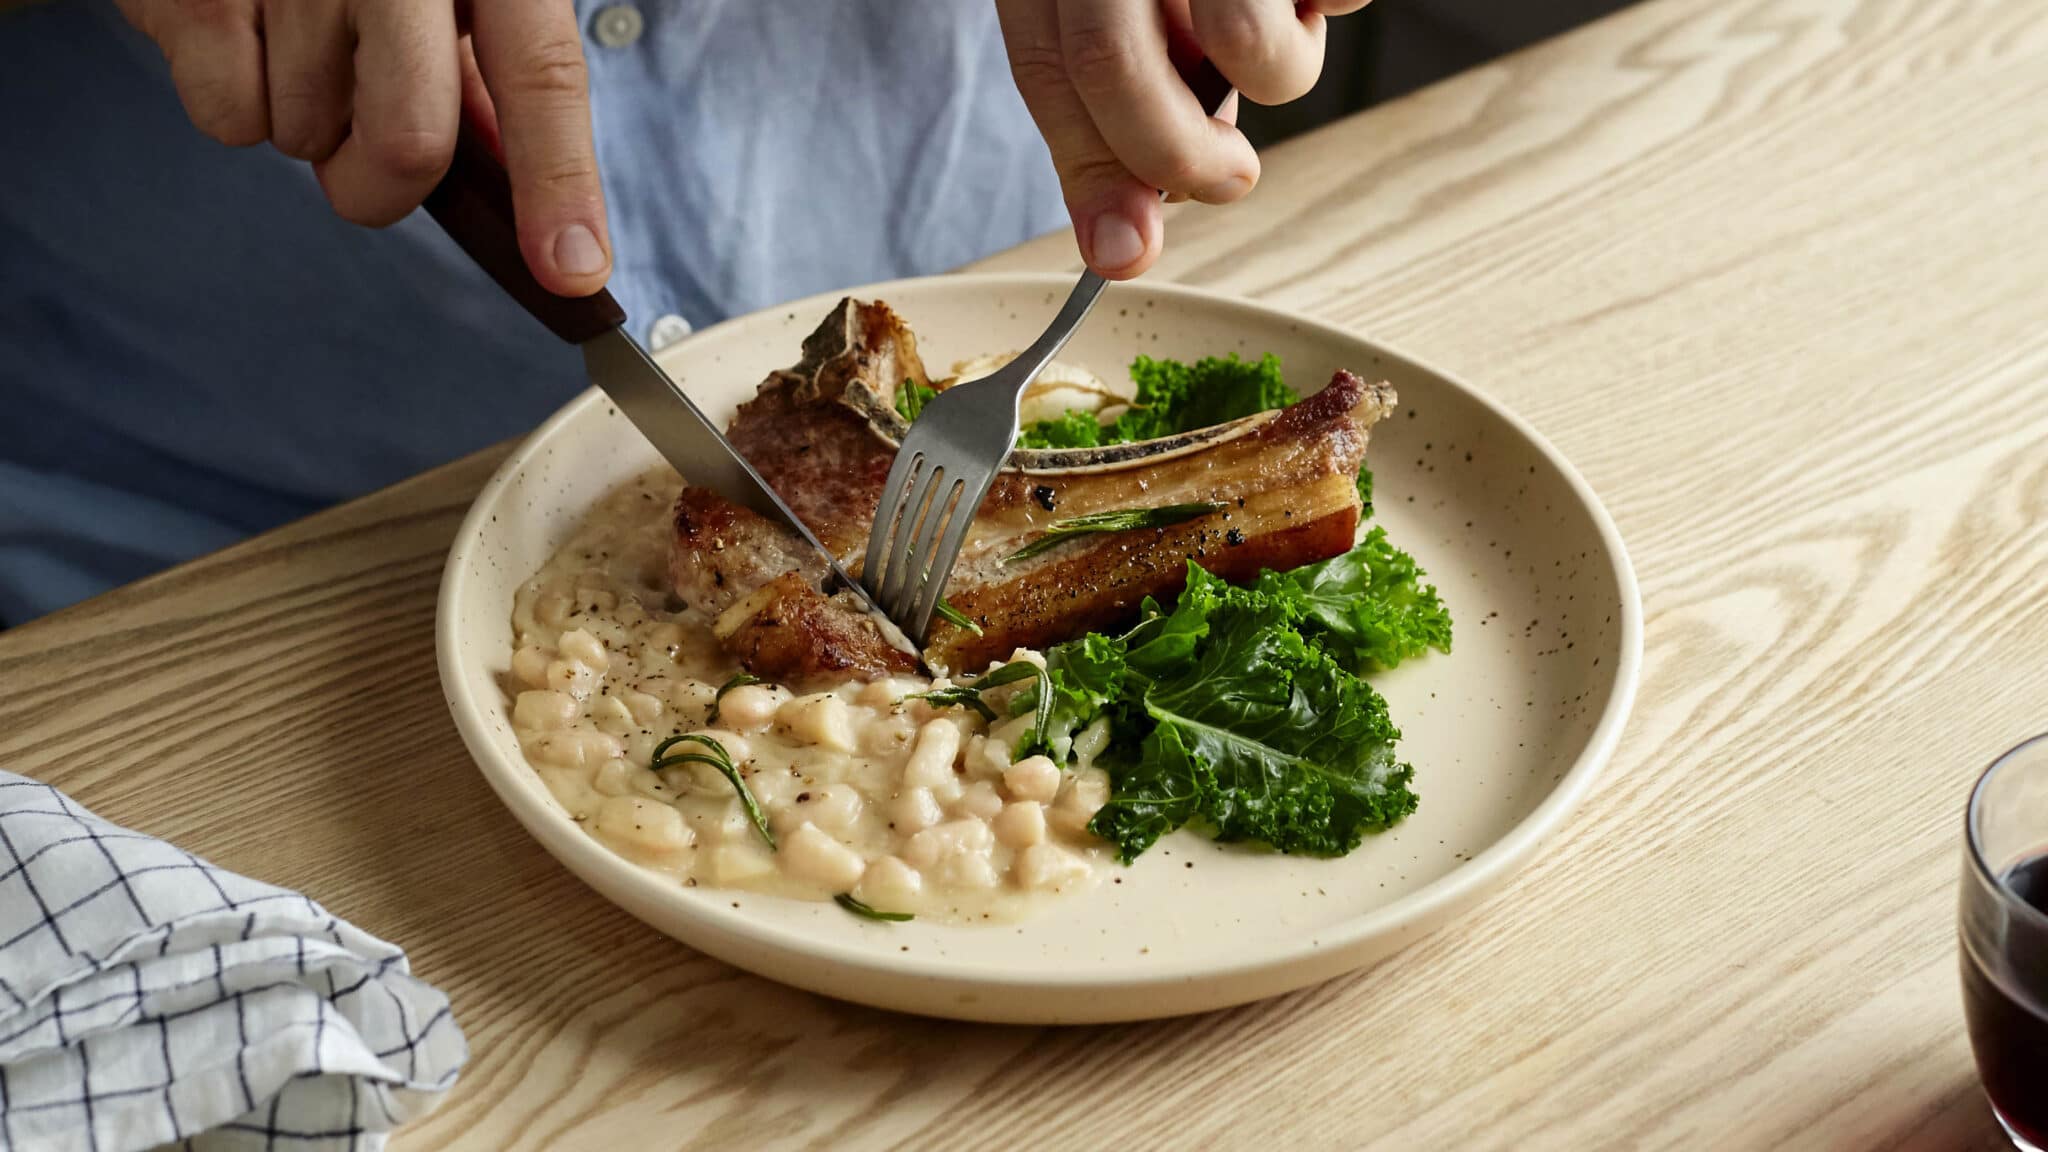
[1203,174,1254,203]
[1089,212,1144,271]
[554,224,606,277]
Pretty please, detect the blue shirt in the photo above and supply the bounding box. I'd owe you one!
[0,0,1066,624]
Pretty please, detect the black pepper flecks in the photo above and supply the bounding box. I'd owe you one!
[1032,485,1057,512]
[1225,528,1245,547]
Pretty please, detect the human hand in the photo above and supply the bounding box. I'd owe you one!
[114,0,610,296]
[997,0,1371,279]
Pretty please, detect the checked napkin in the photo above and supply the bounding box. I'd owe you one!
[0,772,465,1151]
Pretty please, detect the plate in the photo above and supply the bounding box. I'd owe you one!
[436,273,1641,1023]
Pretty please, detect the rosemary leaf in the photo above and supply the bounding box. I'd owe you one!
[934,599,984,636]
[651,733,774,850]
[835,893,914,922]
[706,672,762,726]
[1005,501,1224,563]
[904,685,997,723]
[904,660,1053,749]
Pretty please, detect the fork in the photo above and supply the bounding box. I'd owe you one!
[862,65,1236,642]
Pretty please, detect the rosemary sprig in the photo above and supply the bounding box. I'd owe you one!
[706,672,762,726]
[650,733,774,850]
[933,599,984,636]
[835,893,913,922]
[1004,502,1224,563]
[905,684,997,722]
[905,660,1052,749]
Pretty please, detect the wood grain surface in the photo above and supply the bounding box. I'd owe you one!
[6,0,2046,1146]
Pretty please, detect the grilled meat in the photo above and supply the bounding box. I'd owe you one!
[678,298,1394,682]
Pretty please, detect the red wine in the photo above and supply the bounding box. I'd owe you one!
[1963,852,2048,1145]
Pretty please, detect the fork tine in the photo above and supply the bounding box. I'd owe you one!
[864,451,924,605]
[898,473,962,622]
[884,468,948,617]
[905,479,983,639]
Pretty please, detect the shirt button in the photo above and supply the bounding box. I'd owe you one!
[590,5,643,48]
[647,314,693,351]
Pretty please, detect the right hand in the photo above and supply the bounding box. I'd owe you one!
[115,0,612,296]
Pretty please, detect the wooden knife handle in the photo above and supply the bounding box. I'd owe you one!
[422,120,626,345]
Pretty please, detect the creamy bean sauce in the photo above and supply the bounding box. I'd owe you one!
[507,469,1114,921]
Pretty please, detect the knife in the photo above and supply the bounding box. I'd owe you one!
[421,121,884,620]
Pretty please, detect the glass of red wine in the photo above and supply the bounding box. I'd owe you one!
[1962,733,2048,1149]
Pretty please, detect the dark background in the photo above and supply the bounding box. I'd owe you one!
[1238,0,1632,147]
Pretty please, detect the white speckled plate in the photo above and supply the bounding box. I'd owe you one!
[436,274,1641,1023]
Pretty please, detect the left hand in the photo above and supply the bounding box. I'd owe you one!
[996,0,1373,279]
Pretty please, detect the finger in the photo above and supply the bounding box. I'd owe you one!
[457,35,502,156]
[1307,0,1374,14]
[160,0,269,146]
[997,0,1162,278]
[261,0,353,161]
[1188,0,1324,106]
[471,0,610,295]
[1056,0,1257,203]
[314,0,460,226]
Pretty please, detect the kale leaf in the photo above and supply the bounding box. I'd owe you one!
[1260,527,1452,674]
[1032,563,1419,862]
[896,379,938,422]
[1016,353,1296,449]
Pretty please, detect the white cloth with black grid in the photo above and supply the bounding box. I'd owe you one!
[0,772,466,1151]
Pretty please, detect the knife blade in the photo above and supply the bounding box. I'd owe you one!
[579,328,876,610]
[422,119,889,624]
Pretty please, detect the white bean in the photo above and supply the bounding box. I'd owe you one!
[622,690,664,724]
[859,711,918,757]
[782,823,867,890]
[539,766,602,820]
[937,850,999,890]
[547,659,598,700]
[804,784,864,833]
[558,628,610,671]
[717,683,786,731]
[525,729,622,770]
[992,801,1046,848]
[513,690,579,731]
[856,677,921,709]
[858,856,923,907]
[965,734,1010,779]
[957,781,1004,821]
[638,621,688,662]
[689,798,756,844]
[593,694,635,735]
[904,720,963,790]
[535,593,574,629]
[1016,842,1091,890]
[666,678,718,720]
[907,819,993,869]
[1003,756,1061,804]
[778,694,857,752]
[592,796,693,859]
[1059,767,1110,817]
[891,788,945,835]
[511,645,552,688]
[591,757,643,797]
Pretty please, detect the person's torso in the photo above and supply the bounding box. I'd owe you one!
[0,0,1065,622]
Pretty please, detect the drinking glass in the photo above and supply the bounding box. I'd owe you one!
[1962,733,2048,1149]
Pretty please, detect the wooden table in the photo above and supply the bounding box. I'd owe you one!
[6,0,2044,1146]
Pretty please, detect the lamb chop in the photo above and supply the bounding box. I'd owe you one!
[670,299,1394,685]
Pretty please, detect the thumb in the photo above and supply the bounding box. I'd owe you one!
[998,0,1161,279]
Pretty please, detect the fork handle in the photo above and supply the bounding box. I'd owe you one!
[423,117,627,345]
